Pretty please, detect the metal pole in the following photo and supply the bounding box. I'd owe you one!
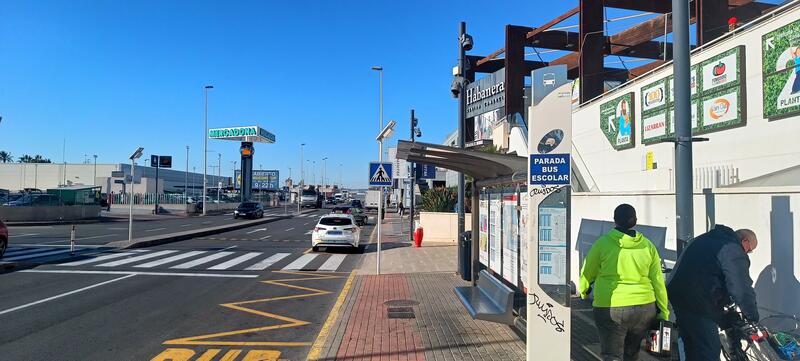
[377,67,384,275]
[218,153,221,204]
[672,0,694,256]
[457,21,467,241]
[410,109,415,241]
[154,158,159,214]
[203,85,213,215]
[185,146,189,199]
[128,160,135,244]
[93,155,97,186]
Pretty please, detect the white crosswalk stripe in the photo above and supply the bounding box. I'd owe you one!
[317,254,346,271]
[95,250,178,267]
[61,252,140,266]
[208,252,261,270]
[134,251,207,268]
[4,248,74,261]
[245,253,290,271]
[4,248,46,257]
[170,252,234,269]
[282,254,317,270]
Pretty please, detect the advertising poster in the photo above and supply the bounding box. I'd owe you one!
[762,18,800,118]
[599,92,635,150]
[702,51,740,93]
[519,196,529,290]
[538,206,568,285]
[502,193,518,284]
[668,100,700,133]
[642,112,668,143]
[473,109,504,141]
[489,197,502,273]
[641,81,667,112]
[702,89,740,127]
[479,199,489,266]
[667,66,699,98]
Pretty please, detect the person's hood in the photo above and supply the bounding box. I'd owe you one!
[608,228,645,249]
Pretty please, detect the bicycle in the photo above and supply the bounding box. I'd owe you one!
[719,302,786,361]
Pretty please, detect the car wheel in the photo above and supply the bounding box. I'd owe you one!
[234,215,238,219]
[312,246,319,252]
[0,238,6,258]
[260,211,264,218]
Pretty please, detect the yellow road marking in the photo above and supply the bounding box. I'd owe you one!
[150,348,195,361]
[242,350,282,361]
[306,271,356,360]
[219,349,242,361]
[163,271,345,347]
[196,349,221,361]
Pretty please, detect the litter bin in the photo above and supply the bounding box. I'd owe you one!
[458,231,472,281]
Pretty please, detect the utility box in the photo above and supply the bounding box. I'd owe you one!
[47,186,102,206]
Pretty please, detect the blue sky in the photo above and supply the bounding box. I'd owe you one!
[0,0,666,188]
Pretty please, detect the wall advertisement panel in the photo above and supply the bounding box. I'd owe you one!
[479,199,489,266]
[489,196,502,273]
[599,92,636,150]
[502,193,519,284]
[762,18,800,119]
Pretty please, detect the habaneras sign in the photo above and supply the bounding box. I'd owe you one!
[466,69,506,118]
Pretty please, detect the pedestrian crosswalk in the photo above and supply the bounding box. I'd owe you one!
[2,246,351,272]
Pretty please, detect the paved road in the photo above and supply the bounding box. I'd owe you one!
[0,207,373,360]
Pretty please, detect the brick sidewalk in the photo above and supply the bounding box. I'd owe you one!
[310,212,525,361]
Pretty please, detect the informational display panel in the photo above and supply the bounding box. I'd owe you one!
[527,66,572,361]
[502,193,519,284]
[479,199,489,266]
[762,18,800,119]
[489,196,502,274]
[519,196,529,291]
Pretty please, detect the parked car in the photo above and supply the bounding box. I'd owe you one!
[312,214,361,252]
[331,205,367,226]
[350,199,363,209]
[0,219,7,258]
[3,194,64,206]
[234,202,264,219]
[325,197,337,205]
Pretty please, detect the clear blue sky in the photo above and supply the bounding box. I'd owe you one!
[1,0,593,188]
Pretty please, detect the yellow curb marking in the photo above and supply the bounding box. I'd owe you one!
[306,271,357,360]
[150,348,281,361]
[162,271,345,347]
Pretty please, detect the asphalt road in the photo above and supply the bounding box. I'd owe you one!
[0,207,373,361]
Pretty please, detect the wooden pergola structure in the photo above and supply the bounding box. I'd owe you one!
[466,0,779,128]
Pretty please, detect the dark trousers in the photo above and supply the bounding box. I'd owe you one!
[673,306,721,361]
[593,303,656,361]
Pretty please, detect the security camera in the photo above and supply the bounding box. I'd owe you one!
[415,129,422,138]
[461,34,474,51]
[451,77,462,98]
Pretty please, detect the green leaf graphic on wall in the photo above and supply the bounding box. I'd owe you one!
[599,92,636,150]
[762,18,800,119]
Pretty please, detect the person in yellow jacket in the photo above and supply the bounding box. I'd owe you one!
[579,204,669,361]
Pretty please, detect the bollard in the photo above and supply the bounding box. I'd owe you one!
[70,225,76,255]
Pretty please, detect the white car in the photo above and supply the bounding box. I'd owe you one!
[312,214,361,252]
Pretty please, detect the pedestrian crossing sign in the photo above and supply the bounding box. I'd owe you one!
[368,162,393,186]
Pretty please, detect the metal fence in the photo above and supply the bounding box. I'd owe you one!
[108,192,280,205]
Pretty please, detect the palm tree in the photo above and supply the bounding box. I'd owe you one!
[0,151,12,163]
[18,154,33,163]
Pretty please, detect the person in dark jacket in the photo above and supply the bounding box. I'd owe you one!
[667,225,759,361]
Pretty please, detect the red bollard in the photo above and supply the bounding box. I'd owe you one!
[413,226,424,247]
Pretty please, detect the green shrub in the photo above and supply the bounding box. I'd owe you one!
[420,187,456,212]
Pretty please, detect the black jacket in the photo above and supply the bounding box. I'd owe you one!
[667,225,759,322]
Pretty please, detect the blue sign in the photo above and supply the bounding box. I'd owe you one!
[529,154,570,185]
[235,169,280,190]
[416,163,436,179]
[368,162,393,186]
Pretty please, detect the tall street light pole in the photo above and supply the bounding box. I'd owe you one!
[339,163,343,188]
[672,0,694,255]
[203,85,214,215]
[322,157,328,187]
[128,147,144,244]
[93,155,98,186]
[185,146,189,197]
[456,22,468,246]
[372,65,385,275]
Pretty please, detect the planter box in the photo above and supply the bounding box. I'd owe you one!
[418,211,472,243]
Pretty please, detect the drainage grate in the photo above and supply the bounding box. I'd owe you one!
[387,306,416,319]
[384,299,420,307]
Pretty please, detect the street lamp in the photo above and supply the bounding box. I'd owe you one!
[128,147,144,244]
[185,146,189,198]
[371,66,383,132]
[203,85,214,215]
[93,155,98,186]
[375,120,397,275]
[322,157,328,187]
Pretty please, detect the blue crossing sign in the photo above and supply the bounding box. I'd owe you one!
[368,162,393,186]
